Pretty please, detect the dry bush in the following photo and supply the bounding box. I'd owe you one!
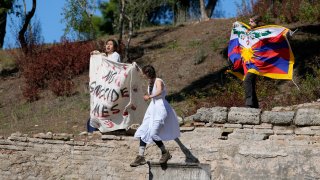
[237,0,320,23]
[18,40,98,101]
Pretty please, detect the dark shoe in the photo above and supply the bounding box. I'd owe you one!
[130,155,146,167]
[159,150,172,164]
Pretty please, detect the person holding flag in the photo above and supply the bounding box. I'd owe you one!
[227,15,295,108]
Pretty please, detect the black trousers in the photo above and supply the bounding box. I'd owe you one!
[244,72,259,108]
[140,138,163,148]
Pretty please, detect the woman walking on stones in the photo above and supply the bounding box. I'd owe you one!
[130,65,180,167]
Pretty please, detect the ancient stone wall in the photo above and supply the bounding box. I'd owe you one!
[1,103,320,179]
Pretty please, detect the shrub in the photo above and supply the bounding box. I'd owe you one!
[18,40,99,101]
[238,0,320,23]
[298,1,320,23]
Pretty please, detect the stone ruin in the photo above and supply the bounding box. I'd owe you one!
[1,100,320,179]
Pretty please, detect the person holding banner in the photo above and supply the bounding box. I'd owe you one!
[90,38,120,62]
[87,39,121,133]
[130,65,180,167]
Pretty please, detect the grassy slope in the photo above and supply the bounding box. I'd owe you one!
[1,19,320,137]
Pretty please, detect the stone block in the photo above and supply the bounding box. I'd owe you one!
[310,126,320,130]
[148,162,211,180]
[269,135,294,141]
[180,126,195,132]
[228,128,254,140]
[184,115,194,124]
[223,123,242,128]
[294,108,320,126]
[8,136,28,142]
[193,107,227,123]
[243,125,254,129]
[246,134,269,141]
[294,127,316,136]
[101,135,122,141]
[234,128,254,134]
[193,122,206,126]
[194,127,222,138]
[227,132,246,140]
[221,128,234,133]
[45,140,65,144]
[66,141,86,146]
[52,133,73,141]
[274,129,294,135]
[0,140,13,145]
[28,138,46,144]
[261,111,294,125]
[253,129,274,135]
[0,145,25,151]
[253,123,273,129]
[212,123,224,127]
[228,107,261,124]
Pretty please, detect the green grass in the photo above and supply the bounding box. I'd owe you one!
[0,50,16,71]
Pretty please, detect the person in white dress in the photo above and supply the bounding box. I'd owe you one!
[130,65,180,167]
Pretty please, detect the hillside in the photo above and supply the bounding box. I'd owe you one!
[1,18,320,137]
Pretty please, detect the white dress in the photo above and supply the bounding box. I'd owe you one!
[134,78,180,144]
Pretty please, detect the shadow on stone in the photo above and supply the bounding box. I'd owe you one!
[160,163,168,170]
[174,138,199,163]
[148,162,154,180]
[148,162,211,180]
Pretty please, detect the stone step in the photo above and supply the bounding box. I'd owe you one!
[148,162,211,180]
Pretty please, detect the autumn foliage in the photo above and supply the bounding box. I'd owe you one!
[254,0,320,23]
[238,0,320,23]
[17,40,98,101]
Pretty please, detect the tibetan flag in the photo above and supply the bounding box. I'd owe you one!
[227,21,294,80]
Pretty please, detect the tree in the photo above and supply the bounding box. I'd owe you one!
[172,0,190,24]
[99,0,118,35]
[62,0,100,40]
[199,0,218,21]
[18,0,36,54]
[0,0,14,49]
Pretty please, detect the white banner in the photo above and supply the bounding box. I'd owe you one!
[89,54,147,132]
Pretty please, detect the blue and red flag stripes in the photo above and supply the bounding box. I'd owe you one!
[227,22,294,80]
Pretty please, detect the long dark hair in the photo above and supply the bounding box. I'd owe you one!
[142,65,157,94]
[142,65,156,79]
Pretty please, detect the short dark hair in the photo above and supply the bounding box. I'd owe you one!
[106,39,118,51]
[142,65,156,79]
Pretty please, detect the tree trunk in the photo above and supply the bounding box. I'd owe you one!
[0,12,8,49]
[0,0,13,49]
[173,3,178,25]
[205,0,218,18]
[19,0,36,54]
[118,0,125,42]
[199,0,209,21]
[124,14,133,63]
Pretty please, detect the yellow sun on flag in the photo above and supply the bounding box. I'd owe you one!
[241,47,254,63]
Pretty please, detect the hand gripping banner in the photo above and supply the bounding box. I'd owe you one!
[89,54,147,132]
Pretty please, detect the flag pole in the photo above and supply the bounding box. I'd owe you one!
[292,79,300,91]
